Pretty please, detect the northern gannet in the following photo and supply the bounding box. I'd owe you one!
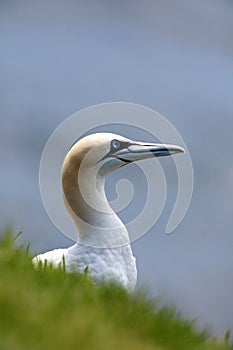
[34,133,184,290]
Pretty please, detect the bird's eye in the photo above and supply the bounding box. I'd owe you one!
[111,139,121,149]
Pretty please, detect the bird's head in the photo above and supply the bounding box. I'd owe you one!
[65,132,185,177]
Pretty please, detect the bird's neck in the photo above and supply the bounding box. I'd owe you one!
[62,162,129,247]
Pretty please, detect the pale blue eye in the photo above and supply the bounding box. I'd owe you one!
[112,139,121,149]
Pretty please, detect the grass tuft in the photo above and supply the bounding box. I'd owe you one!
[0,230,232,350]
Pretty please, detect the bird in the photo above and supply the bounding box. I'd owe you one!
[33,133,184,291]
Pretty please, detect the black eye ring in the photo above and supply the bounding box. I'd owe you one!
[111,139,121,149]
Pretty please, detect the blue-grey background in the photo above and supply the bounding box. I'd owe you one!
[1,0,233,337]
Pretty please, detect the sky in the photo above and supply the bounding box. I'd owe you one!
[1,0,233,338]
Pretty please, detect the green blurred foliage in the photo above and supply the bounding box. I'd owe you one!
[0,230,231,350]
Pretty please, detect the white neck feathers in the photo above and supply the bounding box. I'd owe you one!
[62,150,129,248]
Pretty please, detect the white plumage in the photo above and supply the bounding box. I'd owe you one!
[34,133,184,290]
[34,243,137,290]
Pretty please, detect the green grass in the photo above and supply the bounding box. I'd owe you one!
[0,231,232,350]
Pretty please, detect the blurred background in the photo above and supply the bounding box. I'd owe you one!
[1,0,233,338]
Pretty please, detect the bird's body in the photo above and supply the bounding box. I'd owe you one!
[34,132,184,290]
[35,243,137,290]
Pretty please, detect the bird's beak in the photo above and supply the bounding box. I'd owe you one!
[116,141,185,163]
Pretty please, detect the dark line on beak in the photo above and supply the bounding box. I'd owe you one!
[117,156,132,163]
